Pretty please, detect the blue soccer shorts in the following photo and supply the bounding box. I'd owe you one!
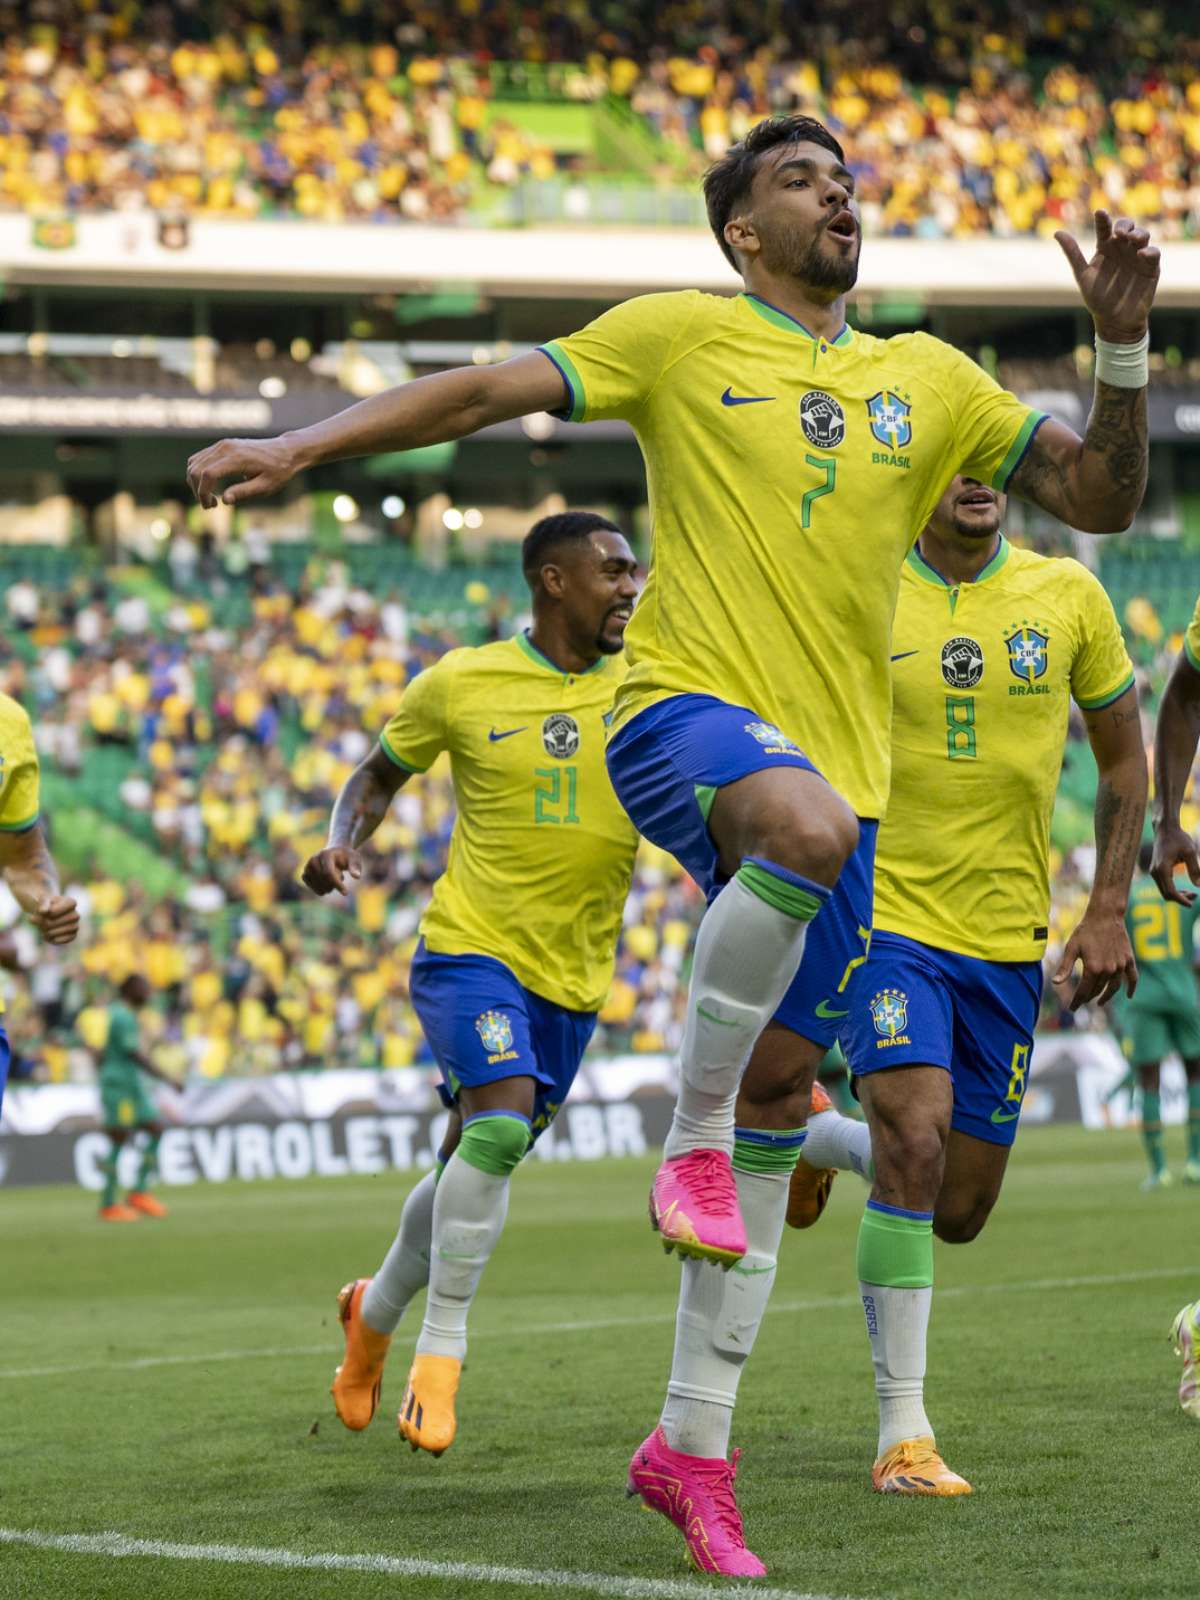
[842,929,1044,1146]
[605,692,876,1051]
[409,941,597,1143]
[0,1025,10,1116]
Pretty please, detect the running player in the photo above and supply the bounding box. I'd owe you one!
[1121,846,1200,1188]
[1146,590,1200,1175]
[189,116,1156,1572]
[0,689,79,1114]
[790,473,1144,1496]
[96,975,177,1222]
[303,513,639,1457]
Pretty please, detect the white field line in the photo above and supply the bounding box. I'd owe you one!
[0,1263,1191,1385]
[0,1526,850,1600]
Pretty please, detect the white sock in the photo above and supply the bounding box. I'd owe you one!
[659,1166,789,1458]
[415,1153,510,1361]
[861,1283,934,1455]
[361,1168,437,1334]
[666,873,818,1159]
[802,1109,874,1181]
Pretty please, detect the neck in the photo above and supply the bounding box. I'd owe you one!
[526,617,599,675]
[742,268,847,340]
[917,529,1002,585]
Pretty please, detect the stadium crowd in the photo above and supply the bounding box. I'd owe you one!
[2,1,1198,236]
[0,539,1195,1091]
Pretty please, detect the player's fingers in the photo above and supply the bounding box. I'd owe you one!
[1054,230,1088,280]
[222,474,273,506]
[1053,934,1080,984]
[1124,959,1139,999]
[1137,243,1161,273]
[348,858,362,880]
[1093,208,1113,243]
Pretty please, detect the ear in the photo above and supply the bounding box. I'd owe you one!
[540,561,567,599]
[725,214,757,262]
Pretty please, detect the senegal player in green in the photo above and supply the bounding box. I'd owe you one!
[1122,849,1200,1188]
[190,116,1158,1573]
[302,513,639,1458]
[96,975,179,1222]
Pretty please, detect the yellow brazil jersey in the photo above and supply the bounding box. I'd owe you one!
[1184,592,1200,672]
[875,538,1135,962]
[0,692,40,1017]
[380,635,639,1012]
[540,291,1044,818]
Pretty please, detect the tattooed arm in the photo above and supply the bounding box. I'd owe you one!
[0,822,79,944]
[1053,685,1146,1009]
[1008,212,1159,533]
[300,744,409,896]
[1150,647,1200,905]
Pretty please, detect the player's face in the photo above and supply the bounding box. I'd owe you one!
[563,530,641,655]
[739,142,861,295]
[932,476,1006,540]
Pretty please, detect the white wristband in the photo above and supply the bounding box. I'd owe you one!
[1095,332,1149,388]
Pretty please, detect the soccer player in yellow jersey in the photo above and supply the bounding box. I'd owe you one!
[190,116,1157,1573]
[301,513,639,1458]
[0,689,80,1112]
[794,474,1144,1496]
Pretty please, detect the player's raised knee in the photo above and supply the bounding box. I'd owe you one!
[933,1196,991,1244]
[752,783,858,885]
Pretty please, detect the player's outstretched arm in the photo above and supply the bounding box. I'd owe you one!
[1054,684,1145,1009]
[302,743,409,896]
[1008,212,1159,534]
[0,823,79,945]
[1151,648,1200,905]
[187,353,567,509]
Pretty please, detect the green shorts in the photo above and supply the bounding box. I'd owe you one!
[99,1074,159,1130]
[1125,1007,1200,1067]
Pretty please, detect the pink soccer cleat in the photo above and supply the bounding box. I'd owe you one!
[626,1425,766,1578]
[649,1149,746,1267]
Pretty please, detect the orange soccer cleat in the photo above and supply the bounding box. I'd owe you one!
[98,1203,141,1223]
[785,1079,837,1229]
[127,1191,169,1218]
[398,1353,462,1456]
[331,1278,391,1431]
[872,1437,972,1496]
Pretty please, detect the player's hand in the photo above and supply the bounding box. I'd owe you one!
[186,435,301,509]
[301,846,363,897]
[1150,822,1200,905]
[1055,211,1160,344]
[1052,912,1137,1011]
[30,894,80,945]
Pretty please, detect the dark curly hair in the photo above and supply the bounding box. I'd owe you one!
[703,116,847,271]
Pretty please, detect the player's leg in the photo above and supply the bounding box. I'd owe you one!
[607,696,857,1266]
[932,1134,1011,1244]
[1136,1054,1170,1189]
[127,1117,168,1217]
[333,1112,461,1431]
[97,1083,140,1222]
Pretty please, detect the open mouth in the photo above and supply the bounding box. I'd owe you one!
[957,488,997,510]
[825,210,858,242]
[609,605,633,622]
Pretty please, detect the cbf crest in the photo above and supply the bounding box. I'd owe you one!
[866,390,912,451]
[870,988,908,1039]
[744,720,801,755]
[1005,624,1049,683]
[542,713,580,759]
[475,1009,515,1060]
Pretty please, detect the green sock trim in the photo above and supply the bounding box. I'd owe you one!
[732,1127,807,1176]
[856,1204,933,1289]
[457,1113,531,1177]
[136,1134,161,1192]
[736,861,824,921]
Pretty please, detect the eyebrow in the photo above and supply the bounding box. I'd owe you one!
[773,157,855,187]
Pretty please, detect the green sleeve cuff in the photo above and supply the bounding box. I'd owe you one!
[992,411,1048,492]
[1075,671,1136,712]
[0,812,39,832]
[379,734,425,774]
[537,342,586,423]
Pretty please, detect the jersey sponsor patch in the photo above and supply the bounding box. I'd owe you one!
[941,636,984,689]
[799,390,846,449]
[541,713,580,759]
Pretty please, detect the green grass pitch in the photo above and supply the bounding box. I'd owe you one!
[1,1124,1196,1600]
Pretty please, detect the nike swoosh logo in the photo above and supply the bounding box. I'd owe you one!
[890,651,919,662]
[696,1004,739,1027]
[814,1000,849,1019]
[721,387,776,406]
[730,1262,775,1277]
[990,1108,1020,1125]
[488,727,528,742]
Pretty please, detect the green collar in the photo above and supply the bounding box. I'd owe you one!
[906,535,1010,589]
[741,293,854,347]
[516,630,606,676]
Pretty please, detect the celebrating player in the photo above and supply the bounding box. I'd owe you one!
[1120,846,1200,1189]
[0,689,79,1115]
[303,513,639,1457]
[96,975,177,1222]
[189,115,1157,1572]
[790,474,1144,1495]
